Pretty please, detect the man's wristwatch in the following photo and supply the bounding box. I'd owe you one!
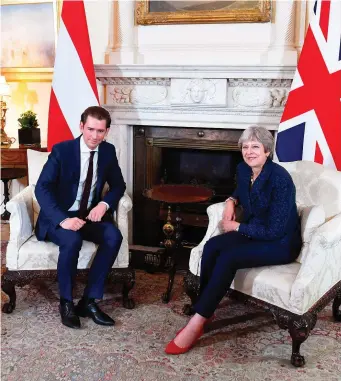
[235,224,240,232]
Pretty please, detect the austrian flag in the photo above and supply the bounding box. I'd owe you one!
[48,1,99,151]
[276,0,341,170]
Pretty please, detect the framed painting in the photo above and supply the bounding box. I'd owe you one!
[135,0,271,25]
[0,0,61,81]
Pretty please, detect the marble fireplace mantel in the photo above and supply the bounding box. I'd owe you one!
[95,64,296,130]
[95,64,296,239]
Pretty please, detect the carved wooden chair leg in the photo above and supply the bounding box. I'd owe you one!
[122,280,135,309]
[122,277,136,309]
[183,272,200,315]
[288,313,317,367]
[332,289,341,322]
[182,289,199,315]
[182,303,195,316]
[1,279,16,314]
[107,268,136,309]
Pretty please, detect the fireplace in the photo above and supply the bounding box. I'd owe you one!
[133,126,244,249]
[95,63,293,257]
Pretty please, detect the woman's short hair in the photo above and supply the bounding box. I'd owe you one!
[238,125,274,154]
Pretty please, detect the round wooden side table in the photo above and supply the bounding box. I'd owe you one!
[144,184,213,303]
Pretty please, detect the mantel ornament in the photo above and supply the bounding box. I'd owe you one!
[110,85,168,105]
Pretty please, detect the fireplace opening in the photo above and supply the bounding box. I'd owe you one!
[133,126,244,252]
[161,147,242,202]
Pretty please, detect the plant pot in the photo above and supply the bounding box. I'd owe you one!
[18,128,41,145]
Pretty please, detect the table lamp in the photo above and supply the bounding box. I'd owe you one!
[0,76,15,147]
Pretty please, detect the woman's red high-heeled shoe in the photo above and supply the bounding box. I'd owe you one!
[164,328,204,355]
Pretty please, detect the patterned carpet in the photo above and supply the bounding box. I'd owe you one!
[1,242,341,381]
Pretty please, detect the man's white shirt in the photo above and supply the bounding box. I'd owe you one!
[60,136,108,225]
[69,136,99,211]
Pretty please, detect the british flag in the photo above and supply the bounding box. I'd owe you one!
[276,0,341,170]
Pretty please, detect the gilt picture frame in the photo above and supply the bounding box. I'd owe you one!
[135,0,271,26]
[0,0,62,81]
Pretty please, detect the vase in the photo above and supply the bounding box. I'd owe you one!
[18,128,41,146]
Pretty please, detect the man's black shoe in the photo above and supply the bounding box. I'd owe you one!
[76,298,115,326]
[59,299,81,329]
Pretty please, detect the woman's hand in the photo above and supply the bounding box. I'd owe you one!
[219,220,240,233]
[223,199,236,221]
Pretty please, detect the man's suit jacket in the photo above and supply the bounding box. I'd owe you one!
[35,136,126,241]
[232,158,301,249]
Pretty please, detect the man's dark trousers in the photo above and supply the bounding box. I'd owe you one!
[47,215,122,301]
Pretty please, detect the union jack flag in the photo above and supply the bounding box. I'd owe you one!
[276,0,341,170]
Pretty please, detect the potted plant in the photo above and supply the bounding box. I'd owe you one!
[18,110,41,145]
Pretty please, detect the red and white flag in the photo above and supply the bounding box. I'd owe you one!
[276,0,341,170]
[48,0,99,151]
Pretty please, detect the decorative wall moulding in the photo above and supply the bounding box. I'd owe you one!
[101,78,290,110]
[1,68,54,82]
[230,87,287,108]
[95,65,296,80]
[106,105,285,118]
[100,77,171,86]
[229,78,292,88]
[109,85,169,105]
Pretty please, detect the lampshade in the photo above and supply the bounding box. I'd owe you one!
[0,76,10,97]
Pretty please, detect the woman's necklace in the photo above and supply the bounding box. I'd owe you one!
[251,172,258,186]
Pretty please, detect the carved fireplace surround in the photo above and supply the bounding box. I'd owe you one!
[95,64,295,241]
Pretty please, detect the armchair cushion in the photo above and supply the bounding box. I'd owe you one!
[27,149,49,186]
[6,191,132,271]
[16,235,129,270]
[279,161,341,219]
[231,262,300,311]
[27,149,50,225]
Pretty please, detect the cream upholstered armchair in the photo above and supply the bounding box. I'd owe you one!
[184,160,341,367]
[2,149,135,313]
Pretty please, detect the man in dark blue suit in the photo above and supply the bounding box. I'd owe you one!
[35,106,126,329]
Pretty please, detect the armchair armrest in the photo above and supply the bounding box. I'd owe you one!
[111,192,133,268]
[114,192,133,242]
[289,213,341,314]
[5,185,35,270]
[189,202,225,275]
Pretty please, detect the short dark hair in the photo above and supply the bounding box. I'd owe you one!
[80,106,111,129]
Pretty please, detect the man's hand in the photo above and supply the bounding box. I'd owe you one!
[61,217,86,231]
[223,200,236,221]
[87,203,107,222]
[219,220,240,233]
